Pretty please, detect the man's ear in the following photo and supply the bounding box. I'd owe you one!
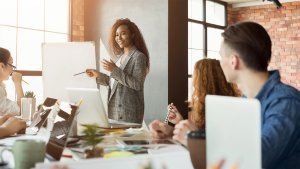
[0,63,5,72]
[0,63,5,69]
[230,54,240,70]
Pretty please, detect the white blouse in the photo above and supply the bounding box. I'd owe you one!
[0,82,20,115]
[109,57,122,90]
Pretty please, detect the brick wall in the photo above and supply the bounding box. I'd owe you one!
[71,0,84,41]
[228,1,300,90]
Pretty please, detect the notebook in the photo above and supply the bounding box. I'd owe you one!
[205,95,261,169]
[45,101,78,161]
[66,88,142,129]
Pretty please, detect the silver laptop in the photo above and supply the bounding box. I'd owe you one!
[66,88,142,129]
[205,95,261,169]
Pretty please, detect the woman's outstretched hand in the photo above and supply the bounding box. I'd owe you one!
[85,69,100,78]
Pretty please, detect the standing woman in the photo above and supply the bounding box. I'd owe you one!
[86,18,149,124]
[0,47,24,116]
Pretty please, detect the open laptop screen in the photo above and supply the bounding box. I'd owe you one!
[46,102,78,160]
[34,97,57,129]
[205,95,261,169]
[66,88,142,129]
[66,88,110,128]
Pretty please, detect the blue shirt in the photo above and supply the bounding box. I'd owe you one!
[255,70,300,169]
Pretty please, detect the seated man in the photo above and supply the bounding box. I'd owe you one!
[219,21,300,169]
[0,114,26,138]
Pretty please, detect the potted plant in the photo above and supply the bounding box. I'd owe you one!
[81,124,105,158]
[21,91,36,121]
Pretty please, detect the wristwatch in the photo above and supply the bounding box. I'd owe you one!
[187,129,206,139]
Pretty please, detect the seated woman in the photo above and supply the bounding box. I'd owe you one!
[0,47,24,116]
[149,58,240,145]
[0,114,26,138]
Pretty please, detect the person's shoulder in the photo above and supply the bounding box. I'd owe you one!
[131,49,146,61]
[273,82,300,101]
[133,49,145,57]
[267,82,300,107]
[263,83,300,119]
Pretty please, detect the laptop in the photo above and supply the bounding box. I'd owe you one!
[25,97,58,135]
[66,88,142,129]
[205,95,261,169]
[45,101,78,161]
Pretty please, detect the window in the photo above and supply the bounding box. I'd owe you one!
[188,0,227,99]
[0,0,70,105]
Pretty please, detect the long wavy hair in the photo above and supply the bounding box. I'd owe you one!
[109,18,150,73]
[189,58,240,129]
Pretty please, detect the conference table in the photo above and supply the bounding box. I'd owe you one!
[0,128,51,169]
[0,127,194,169]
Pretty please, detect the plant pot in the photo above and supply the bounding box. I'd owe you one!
[21,97,36,121]
[84,147,104,158]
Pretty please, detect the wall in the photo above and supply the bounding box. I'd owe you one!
[228,1,300,90]
[83,0,168,124]
[71,0,84,41]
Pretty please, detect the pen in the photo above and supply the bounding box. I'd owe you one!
[73,71,85,76]
[164,103,173,124]
[11,71,29,84]
[77,98,83,107]
[164,113,169,124]
[22,80,29,85]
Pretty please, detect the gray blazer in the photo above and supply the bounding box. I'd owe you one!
[96,47,147,123]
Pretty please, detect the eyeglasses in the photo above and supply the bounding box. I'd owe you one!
[6,63,16,70]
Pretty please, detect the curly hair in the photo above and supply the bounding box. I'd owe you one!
[109,18,150,73]
[189,58,240,129]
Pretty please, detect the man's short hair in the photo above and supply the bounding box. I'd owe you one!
[221,21,272,72]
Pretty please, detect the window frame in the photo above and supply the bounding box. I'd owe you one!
[0,0,71,103]
[188,0,227,78]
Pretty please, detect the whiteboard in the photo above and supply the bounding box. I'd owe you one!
[42,42,97,101]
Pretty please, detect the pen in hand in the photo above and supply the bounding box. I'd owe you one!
[73,71,86,76]
[164,104,172,124]
[22,80,29,85]
[11,71,29,85]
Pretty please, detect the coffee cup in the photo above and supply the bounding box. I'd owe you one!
[187,130,206,169]
[1,139,45,169]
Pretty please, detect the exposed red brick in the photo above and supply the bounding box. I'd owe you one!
[71,0,84,42]
[228,1,300,90]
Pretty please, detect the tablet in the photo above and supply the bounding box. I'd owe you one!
[117,139,177,147]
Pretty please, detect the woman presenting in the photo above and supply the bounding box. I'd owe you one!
[86,18,149,124]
